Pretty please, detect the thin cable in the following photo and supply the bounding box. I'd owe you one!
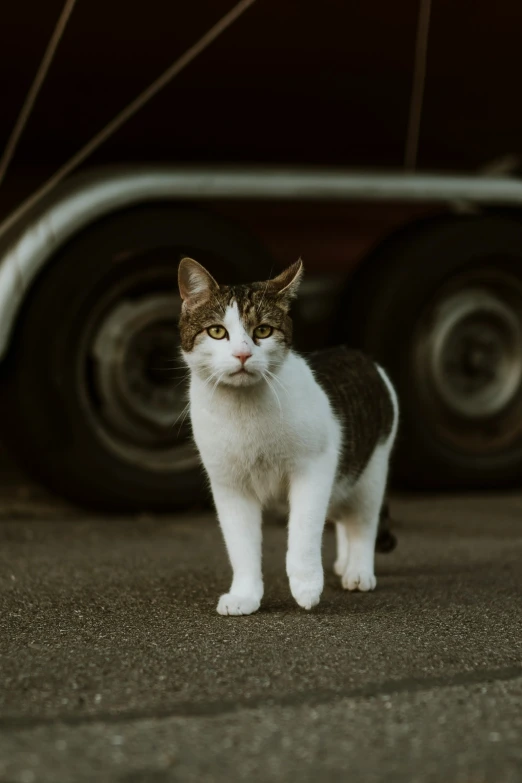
[404,0,432,170]
[0,0,78,187]
[0,0,257,237]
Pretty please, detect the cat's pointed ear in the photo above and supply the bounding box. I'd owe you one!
[269,258,304,299]
[178,257,219,304]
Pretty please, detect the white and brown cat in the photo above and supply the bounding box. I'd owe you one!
[178,257,399,615]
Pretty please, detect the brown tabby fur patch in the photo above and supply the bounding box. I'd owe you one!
[178,282,294,352]
[308,346,395,481]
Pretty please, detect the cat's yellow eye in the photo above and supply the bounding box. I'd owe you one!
[207,325,227,340]
[254,324,273,339]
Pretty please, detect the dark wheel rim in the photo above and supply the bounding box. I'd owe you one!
[76,249,198,473]
[412,265,522,455]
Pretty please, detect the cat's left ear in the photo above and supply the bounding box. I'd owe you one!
[268,258,304,300]
[178,257,219,304]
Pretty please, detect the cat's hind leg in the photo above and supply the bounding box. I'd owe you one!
[333,522,350,576]
[338,442,391,592]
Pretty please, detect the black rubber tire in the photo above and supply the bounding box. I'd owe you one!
[336,212,522,490]
[0,203,274,511]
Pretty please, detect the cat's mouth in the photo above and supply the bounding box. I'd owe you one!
[225,366,260,386]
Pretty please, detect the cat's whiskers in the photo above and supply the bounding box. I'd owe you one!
[173,374,191,390]
[262,371,283,418]
[263,368,289,397]
[176,403,192,437]
[163,360,218,389]
[172,400,191,431]
[154,366,192,377]
[208,372,225,407]
[172,367,224,433]
[150,371,189,382]
[189,370,218,398]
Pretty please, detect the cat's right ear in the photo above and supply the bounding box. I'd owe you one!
[268,258,304,300]
[178,258,219,305]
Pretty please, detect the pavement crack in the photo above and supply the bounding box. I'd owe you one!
[1,665,521,731]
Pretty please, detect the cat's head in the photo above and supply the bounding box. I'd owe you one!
[178,257,303,388]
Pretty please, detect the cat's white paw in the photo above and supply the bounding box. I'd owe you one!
[341,568,376,592]
[289,572,323,610]
[216,593,260,616]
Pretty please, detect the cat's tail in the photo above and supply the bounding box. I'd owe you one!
[375,501,397,553]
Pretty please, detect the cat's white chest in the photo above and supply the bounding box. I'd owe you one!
[188,351,338,507]
[192,398,293,503]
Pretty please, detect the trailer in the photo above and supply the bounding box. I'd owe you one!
[2,0,522,510]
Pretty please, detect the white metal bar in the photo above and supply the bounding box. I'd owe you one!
[4,166,522,225]
[2,165,522,358]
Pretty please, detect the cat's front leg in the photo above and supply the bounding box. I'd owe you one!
[286,451,337,610]
[210,480,263,616]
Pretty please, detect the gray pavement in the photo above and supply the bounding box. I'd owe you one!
[1,494,521,782]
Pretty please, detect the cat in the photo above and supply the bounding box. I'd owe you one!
[178,257,399,615]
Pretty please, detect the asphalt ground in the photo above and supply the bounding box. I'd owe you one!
[1,493,521,782]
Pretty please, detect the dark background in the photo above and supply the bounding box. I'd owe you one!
[1,0,521,190]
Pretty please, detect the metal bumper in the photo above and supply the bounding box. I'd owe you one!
[1,164,522,359]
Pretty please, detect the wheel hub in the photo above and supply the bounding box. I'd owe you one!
[428,289,522,419]
[89,294,198,472]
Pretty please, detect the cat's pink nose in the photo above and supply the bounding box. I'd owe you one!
[234,351,252,366]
